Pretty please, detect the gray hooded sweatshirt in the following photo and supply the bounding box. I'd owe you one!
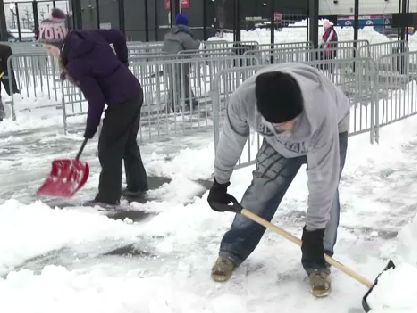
[214,63,350,229]
[163,25,200,54]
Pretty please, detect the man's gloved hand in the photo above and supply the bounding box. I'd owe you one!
[301,227,326,270]
[207,179,239,211]
[83,127,97,139]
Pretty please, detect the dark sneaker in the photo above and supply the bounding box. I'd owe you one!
[211,256,237,282]
[122,188,147,198]
[191,100,199,111]
[83,199,119,209]
[308,271,332,297]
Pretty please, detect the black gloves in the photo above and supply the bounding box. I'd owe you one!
[301,227,326,270]
[60,71,67,80]
[83,127,97,139]
[207,179,239,212]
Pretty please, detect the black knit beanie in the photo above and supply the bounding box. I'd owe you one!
[256,71,303,123]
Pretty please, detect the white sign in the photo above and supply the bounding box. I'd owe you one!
[99,22,112,30]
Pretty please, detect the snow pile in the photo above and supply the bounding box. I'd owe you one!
[367,263,417,313]
[367,214,417,313]
[0,265,247,313]
[218,19,393,45]
[397,214,417,265]
[146,143,214,181]
[0,200,141,276]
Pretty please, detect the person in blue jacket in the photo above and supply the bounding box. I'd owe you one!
[38,8,148,205]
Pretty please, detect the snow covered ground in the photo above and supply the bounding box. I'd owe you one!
[1,26,417,313]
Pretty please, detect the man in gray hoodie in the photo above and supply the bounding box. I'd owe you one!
[207,63,350,297]
[163,13,200,111]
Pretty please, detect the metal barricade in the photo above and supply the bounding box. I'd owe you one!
[128,41,165,57]
[308,58,378,141]
[202,40,261,50]
[244,46,357,65]
[211,58,378,168]
[59,53,254,137]
[180,42,312,63]
[256,41,313,51]
[374,51,417,140]
[127,40,260,57]
[203,40,259,49]
[358,40,408,59]
[131,54,254,141]
[210,65,260,168]
[4,42,45,55]
[7,52,61,121]
[178,48,235,57]
[332,39,370,50]
[246,40,366,65]
[202,40,229,49]
[61,79,86,133]
[6,39,417,175]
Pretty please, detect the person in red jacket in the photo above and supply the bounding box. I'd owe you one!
[320,20,338,60]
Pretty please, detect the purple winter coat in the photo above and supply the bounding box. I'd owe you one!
[62,30,141,137]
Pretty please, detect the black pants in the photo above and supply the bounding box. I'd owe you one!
[0,43,19,96]
[95,90,148,204]
[0,96,4,120]
[167,63,197,111]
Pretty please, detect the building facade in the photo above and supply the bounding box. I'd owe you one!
[79,0,216,41]
[75,0,416,41]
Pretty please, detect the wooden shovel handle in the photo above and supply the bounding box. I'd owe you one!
[241,208,373,289]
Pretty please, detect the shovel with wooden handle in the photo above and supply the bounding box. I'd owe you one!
[211,202,395,312]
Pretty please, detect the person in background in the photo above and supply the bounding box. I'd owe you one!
[38,8,148,205]
[0,43,20,121]
[207,63,350,297]
[321,19,338,60]
[163,13,200,112]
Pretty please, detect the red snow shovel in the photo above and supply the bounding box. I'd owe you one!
[211,202,396,311]
[37,138,89,198]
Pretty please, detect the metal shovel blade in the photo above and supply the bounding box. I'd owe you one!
[362,260,396,312]
[37,159,89,198]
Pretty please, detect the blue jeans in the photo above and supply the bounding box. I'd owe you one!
[219,132,348,272]
[0,97,4,120]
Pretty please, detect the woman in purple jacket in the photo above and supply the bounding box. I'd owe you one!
[38,9,148,205]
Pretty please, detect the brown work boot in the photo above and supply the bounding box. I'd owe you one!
[211,256,237,282]
[308,271,332,297]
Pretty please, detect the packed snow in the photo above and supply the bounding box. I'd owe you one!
[1,25,417,313]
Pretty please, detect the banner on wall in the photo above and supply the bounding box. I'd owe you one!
[181,0,190,9]
[164,0,170,10]
[164,0,190,10]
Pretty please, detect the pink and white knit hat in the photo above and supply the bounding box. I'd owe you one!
[38,8,68,47]
[323,19,334,30]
